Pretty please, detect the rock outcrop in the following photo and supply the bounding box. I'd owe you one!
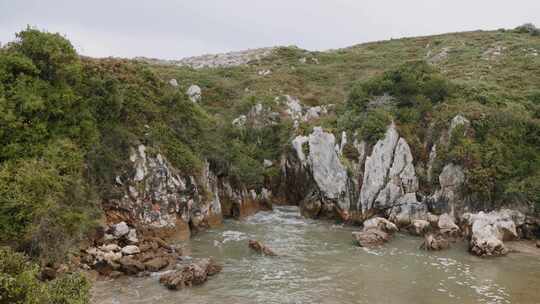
[282,127,352,220]
[462,209,525,256]
[358,123,418,217]
[104,144,272,242]
[104,145,221,239]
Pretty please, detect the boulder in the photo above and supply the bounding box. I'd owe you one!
[127,229,139,244]
[420,233,450,251]
[169,79,178,87]
[411,219,431,235]
[438,213,460,237]
[159,258,222,290]
[363,217,398,233]
[113,222,130,238]
[144,257,169,272]
[248,240,277,256]
[99,244,121,252]
[121,245,141,255]
[103,251,122,263]
[353,229,390,247]
[463,209,524,257]
[353,217,398,247]
[187,85,201,103]
[119,257,145,275]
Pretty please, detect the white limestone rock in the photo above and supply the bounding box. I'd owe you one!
[113,222,130,238]
[438,213,460,236]
[462,209,524,257]
[187,85,202,103]
[292,135,309,165]
[168,79,178,87]
[359,124,400,212]
[127,229,139,244]
[232,115,247,128]
[363,217,399,233]
[263,159,273,168]
[121,245,141,255]
[307,127,348,201]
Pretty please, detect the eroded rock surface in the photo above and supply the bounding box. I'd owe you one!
[353,217,398,247]
[284,127,351,220]
[420,233,450,251]
[463,209,525,257]
[159,258,222,290]
[359,123,418,216]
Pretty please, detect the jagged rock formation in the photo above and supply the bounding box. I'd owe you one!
[104,144,270,240]
[359,123,418,216]
[282,127,352,220]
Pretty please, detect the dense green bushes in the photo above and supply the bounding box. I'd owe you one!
[339,61,451,144]
[0,247,89,304]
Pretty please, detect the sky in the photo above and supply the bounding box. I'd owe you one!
[1,0,539,59]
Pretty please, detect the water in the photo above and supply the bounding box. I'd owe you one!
[92,206,540,304]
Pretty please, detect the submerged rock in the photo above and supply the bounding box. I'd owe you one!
[248,240,277,256]
[353,229,391,247]
[420,233,450,251]
[353,217,398,247]
[159,258,222,290]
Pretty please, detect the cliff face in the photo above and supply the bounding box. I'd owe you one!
[103,144,270,240]
[279,117,537,227]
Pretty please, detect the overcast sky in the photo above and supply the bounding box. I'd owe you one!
[1,0,539,59]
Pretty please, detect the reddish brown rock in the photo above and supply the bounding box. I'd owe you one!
[159,258,222,290]
[420,233,450,251]
[352,229,391,247]
[119,257,145,275]
[248,240,277,256]
[144,257,169,272]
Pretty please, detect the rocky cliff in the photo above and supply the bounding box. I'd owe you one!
[103,144,271,240]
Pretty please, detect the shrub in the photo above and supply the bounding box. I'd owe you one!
[357,109,392,144]
[0,247,90,304]
[515,23,540,36]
